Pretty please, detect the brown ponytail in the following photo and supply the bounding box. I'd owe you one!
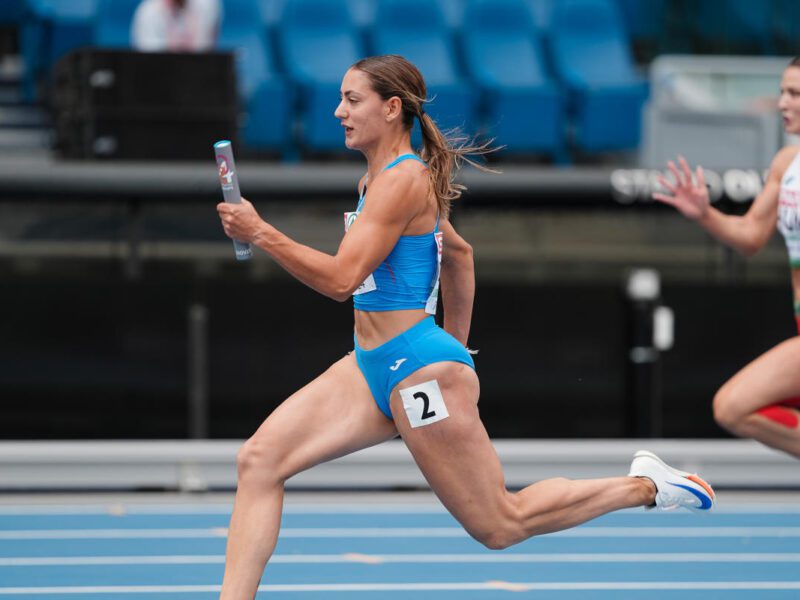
[352,55,496,218]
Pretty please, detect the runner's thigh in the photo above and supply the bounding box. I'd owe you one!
[389,362,510,534]
[247,352,398,481]
[718,337,800,415]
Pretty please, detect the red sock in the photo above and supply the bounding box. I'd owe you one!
[757,405,800,428]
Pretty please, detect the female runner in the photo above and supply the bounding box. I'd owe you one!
[218,55,714,599]
[654,58,800,460]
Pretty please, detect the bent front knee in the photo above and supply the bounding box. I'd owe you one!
[235,437,286,488]
[475,529,519,551]
[468,504,530,550]
[712,388,743,432]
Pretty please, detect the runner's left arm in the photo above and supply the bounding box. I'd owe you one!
[439,218,474,346]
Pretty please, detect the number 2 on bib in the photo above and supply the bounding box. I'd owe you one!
[399,380,449,428]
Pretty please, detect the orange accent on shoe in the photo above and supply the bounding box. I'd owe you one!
[757,405,800,429]
[687,474,715,499]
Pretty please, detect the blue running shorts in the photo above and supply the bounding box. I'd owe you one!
[353,316,475,419]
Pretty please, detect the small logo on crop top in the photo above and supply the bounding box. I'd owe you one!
[785,176,795,185]
[344,211,358,232]
[389,358,408,371]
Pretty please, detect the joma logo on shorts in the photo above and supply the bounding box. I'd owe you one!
[389,358,407,371]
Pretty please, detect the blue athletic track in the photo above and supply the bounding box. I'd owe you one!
[0,493,799,599]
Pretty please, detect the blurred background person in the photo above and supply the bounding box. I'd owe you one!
[653,58,800,460]
[131,0,222,52]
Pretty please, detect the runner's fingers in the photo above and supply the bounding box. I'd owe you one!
[696,165,706,190]
[656,175,677,194]
[678,155,694,184]
[667,161,685,188]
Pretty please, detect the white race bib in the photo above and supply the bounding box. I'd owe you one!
[424,231,444,315]
[779,184,800,264]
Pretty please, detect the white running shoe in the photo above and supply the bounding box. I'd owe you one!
[628,450,715,512]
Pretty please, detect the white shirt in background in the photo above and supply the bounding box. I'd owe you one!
[131,0,222,52]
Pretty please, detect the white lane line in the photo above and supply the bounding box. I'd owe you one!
[2,581,800,594]
[2,553,800,566]
[0,528,230,539]
[2,526,800,539]
[0,504,798,515]
[553,527,800,538]
[0,504,448,515]
[0,556,225,566]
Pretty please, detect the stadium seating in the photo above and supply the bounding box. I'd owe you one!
[345,0,464,33]
[462,0,565,159]
[548,0,648,153]
[12,0,794,161]
[278,0,363,152]
[20,0,97,101]
[370,0,475,137]
[216,0,291,152]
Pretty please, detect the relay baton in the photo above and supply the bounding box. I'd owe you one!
[214,140,253,261]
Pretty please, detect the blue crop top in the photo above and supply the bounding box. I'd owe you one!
[343,154,442,314]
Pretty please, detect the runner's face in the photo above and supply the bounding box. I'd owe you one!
[335,68,390,151]
[779,67,800,135]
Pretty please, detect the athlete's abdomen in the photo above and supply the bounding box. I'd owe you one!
[354,308,429,351]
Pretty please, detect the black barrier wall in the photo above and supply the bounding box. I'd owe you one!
[0,275,794,440]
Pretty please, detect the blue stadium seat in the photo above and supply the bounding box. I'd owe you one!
[548,0,648,153]
[94,0,139,48]
[461,0,565,159]
[278,0,363,152]
[217,0,291,153]
[21,0,97,101]
[371,0,475,137]
[345,0,463,34]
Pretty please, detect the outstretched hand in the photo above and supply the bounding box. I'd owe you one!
[216,197,265,243]
[653,156,710,221]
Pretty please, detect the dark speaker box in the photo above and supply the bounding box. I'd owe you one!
[52,48,237,111]
[51,49,238,159]
[56,110,238,160]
